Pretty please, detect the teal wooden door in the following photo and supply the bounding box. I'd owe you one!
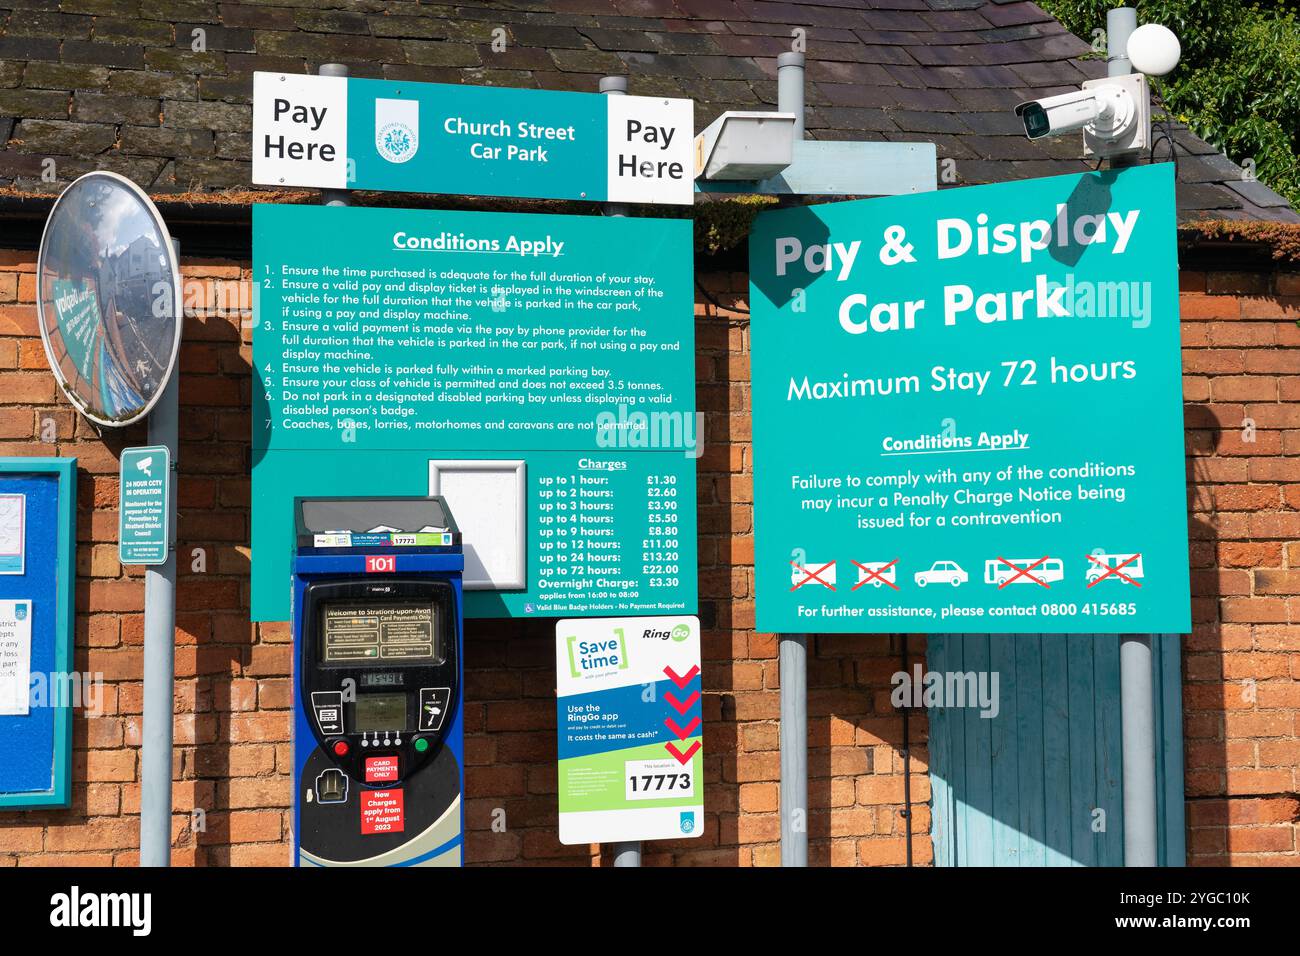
[927,634,1185,866]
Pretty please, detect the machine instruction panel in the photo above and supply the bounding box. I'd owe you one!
[321,603,438,663]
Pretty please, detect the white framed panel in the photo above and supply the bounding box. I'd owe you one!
[429,460,526,591]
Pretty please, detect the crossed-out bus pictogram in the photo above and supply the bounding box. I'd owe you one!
[995,556,1052,589]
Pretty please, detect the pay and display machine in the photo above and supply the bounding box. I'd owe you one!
[292,497,465,866]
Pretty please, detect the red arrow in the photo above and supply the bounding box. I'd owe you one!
[664,740,700,765]
[664,716,701,741]
[663,664,699,689]
[665,690,700,716]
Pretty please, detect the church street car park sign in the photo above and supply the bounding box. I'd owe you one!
[252,73,693,206]
[749,165,1191,635]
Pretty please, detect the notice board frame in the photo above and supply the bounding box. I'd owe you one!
[0,457,76,809]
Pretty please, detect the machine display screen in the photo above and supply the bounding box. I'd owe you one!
[321,602,440,664]
[353,693,407,732]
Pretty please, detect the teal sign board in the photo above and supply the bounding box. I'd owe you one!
[252,73,693,206]
[118,445,170,566]
[749,165,1190,634]
[252,204,697,622]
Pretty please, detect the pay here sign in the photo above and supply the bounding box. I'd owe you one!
[749,165,1191,634]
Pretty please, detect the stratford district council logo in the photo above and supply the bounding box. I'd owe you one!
[375,98,419,164]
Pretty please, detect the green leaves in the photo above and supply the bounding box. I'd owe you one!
[1040,0,1300,207]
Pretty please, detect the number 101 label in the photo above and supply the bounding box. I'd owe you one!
[625,758,694,801]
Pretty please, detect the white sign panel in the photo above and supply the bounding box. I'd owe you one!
[605,94,693,205]
[0,494,24,575]
[0,599,33,715]
[252,72,349,189]
[556,615,704,845]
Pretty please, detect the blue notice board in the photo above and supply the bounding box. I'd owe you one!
[0,458,76,809]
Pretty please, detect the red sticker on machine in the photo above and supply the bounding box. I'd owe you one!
[365,755,400,784]
[360,789,404,835]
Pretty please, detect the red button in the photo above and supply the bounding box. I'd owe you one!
[332,740,349,756]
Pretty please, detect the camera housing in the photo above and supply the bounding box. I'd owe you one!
[1014,74,1150,159]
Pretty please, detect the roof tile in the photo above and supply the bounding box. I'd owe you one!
[0,0,1285,222]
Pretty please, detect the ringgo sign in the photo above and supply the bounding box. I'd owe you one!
[252,73,693,206]
[749,165,1191,635]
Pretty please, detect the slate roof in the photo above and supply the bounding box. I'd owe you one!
[0,0,1295,223]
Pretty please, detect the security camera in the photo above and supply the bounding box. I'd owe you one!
[1015,74,1150,158]
[1015,88,1106,140]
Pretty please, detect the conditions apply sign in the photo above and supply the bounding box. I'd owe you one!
[749,165,1191,634]
[252,73,693,205]
[252,205,697,622]
[556,615,703,845]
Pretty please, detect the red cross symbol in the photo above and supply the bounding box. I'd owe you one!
[790,560,836,591]
[851,559,900,591]
[1086,553,1142,588]
[996,556,1051,589]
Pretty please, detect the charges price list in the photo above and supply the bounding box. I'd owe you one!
[642,473,680,590]
[535,466,683,601]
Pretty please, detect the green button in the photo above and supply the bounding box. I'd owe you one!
[414,737,429,753]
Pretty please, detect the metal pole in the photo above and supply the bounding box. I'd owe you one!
[779,634,808,866]
[140,257,179,866]
[776,49,809,868]
[600,72,639,869]
[777,52,805,140]
[1107,7,1159,867]
[1121,634,1158,865]
[1106,7,1138,78]
[319,63,350,206]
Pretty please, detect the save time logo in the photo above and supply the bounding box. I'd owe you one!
[565,628,630,678]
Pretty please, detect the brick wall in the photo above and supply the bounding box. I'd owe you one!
[1180,266,1300,865]
[0,254,930,867]
[2,248,1297,866]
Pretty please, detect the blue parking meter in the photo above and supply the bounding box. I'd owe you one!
[291,497,464,866]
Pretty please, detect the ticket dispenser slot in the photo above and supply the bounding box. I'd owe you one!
[291,497,465,867]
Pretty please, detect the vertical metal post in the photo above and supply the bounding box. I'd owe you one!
[600,72,640,869]
[1108,6,1158,867]
[319,63,350,206]
[1106,7,1138,78]
[140,247,180,866]
[779,634,808,866]
[777,52,805,139]
[776,49,809,868]
[1121,634,1158,866]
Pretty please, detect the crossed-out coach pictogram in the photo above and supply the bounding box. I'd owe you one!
[1086,552,1143,588]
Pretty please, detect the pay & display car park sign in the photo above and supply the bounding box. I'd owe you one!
[748,164,1191,635]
